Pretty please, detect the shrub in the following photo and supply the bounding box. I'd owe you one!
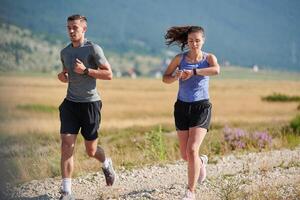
[290,115,300,134]
[145,127,167,161]
[262,93,300,102]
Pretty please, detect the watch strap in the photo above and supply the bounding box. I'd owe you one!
[193,68,197,75]
[83,68,89,75]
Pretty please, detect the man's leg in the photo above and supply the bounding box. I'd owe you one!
[84,138,106,162]
[61,134,77,194]
[84,139,115,186]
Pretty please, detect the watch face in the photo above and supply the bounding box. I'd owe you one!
[84,68,89,75]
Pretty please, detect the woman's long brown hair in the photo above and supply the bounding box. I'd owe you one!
[164,26,205,51]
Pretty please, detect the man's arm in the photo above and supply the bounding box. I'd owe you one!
[57,51,69,83]
[58,53,68,83]
[86,62,113,80]
[57,68,68,83]
[73,58,113,80]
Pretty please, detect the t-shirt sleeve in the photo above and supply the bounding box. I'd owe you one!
[60,51,66,70]
[93,44,108,66]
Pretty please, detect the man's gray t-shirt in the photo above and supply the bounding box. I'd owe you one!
[60,40,108,102]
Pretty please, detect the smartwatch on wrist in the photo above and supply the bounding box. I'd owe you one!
[83,68,89,75]
[193,68,197,76]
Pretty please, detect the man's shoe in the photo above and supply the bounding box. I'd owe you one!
[198,155,208,184]
[59,191,75,200]
[102,158,116,186]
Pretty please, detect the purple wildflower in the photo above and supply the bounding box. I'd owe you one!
[223,126,272,150]
[252,131,272,149]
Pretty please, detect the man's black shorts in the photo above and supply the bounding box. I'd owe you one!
[174,99,212,131]
[59,98,102,141]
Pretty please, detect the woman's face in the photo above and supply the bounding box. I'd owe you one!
[187,31,205,51]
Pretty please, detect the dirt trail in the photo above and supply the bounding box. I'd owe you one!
[9,147,300,200]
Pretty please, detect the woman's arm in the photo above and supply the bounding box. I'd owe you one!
[181,53,220,81]
[195,54,220,76]
[162,55,183,84]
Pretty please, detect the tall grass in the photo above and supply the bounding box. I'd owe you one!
[1,75,300,184]
[145,126,167,161]
[290,115,300,134]
[0,132,60,183]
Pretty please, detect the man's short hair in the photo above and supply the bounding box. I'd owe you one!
[67,14,87,23]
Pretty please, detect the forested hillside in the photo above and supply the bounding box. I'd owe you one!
[0,23,161,75]
[0,23,62,72]
[1,0,300,71]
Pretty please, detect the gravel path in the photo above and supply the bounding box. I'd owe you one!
[7,147,300,200]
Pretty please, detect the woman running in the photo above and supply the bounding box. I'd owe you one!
[162,26,220,200]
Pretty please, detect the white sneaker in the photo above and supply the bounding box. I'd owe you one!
[198,155,208,184]
[182,189,195,200]
[102,158,116,186]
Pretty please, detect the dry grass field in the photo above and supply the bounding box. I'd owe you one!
[0,74,299,134]
[0,71,299,183]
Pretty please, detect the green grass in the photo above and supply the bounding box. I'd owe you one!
[0,132,61,184]
[290,115,300,134]
[144,126,167,161]
[262,93,300,102]
[1,119,300,184]
[16,104,57,113]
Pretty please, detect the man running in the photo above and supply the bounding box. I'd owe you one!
[57,14,115,200]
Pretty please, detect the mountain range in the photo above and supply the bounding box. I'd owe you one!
[1,0,300,71]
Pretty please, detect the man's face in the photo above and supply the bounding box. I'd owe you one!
[67,19,86,42]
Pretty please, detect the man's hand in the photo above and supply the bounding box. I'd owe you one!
[73,58,86,74]
[57,70,68,83]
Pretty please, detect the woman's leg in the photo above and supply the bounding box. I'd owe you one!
[177,130,189,161]
[186,127,207,192]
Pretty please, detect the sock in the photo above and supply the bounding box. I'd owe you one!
[103,158,110,168]
[62,178,72,194]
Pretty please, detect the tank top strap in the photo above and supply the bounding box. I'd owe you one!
[202,51,208,60]
[179,52,188,69]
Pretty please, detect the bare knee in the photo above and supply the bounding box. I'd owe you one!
[61,142,75,158]
[186,146,198,161]
[86,148,97,157]
[62,140,74,148]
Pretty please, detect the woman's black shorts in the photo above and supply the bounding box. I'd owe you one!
[59,98,102,141]
[174,99,212,131]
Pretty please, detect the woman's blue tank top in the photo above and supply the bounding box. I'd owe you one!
[177,51,210,102]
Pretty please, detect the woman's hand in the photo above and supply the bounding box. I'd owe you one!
[174,69,183,80]
[181,69,193,81]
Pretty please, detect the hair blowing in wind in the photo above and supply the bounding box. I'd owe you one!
[164,26,205,51]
